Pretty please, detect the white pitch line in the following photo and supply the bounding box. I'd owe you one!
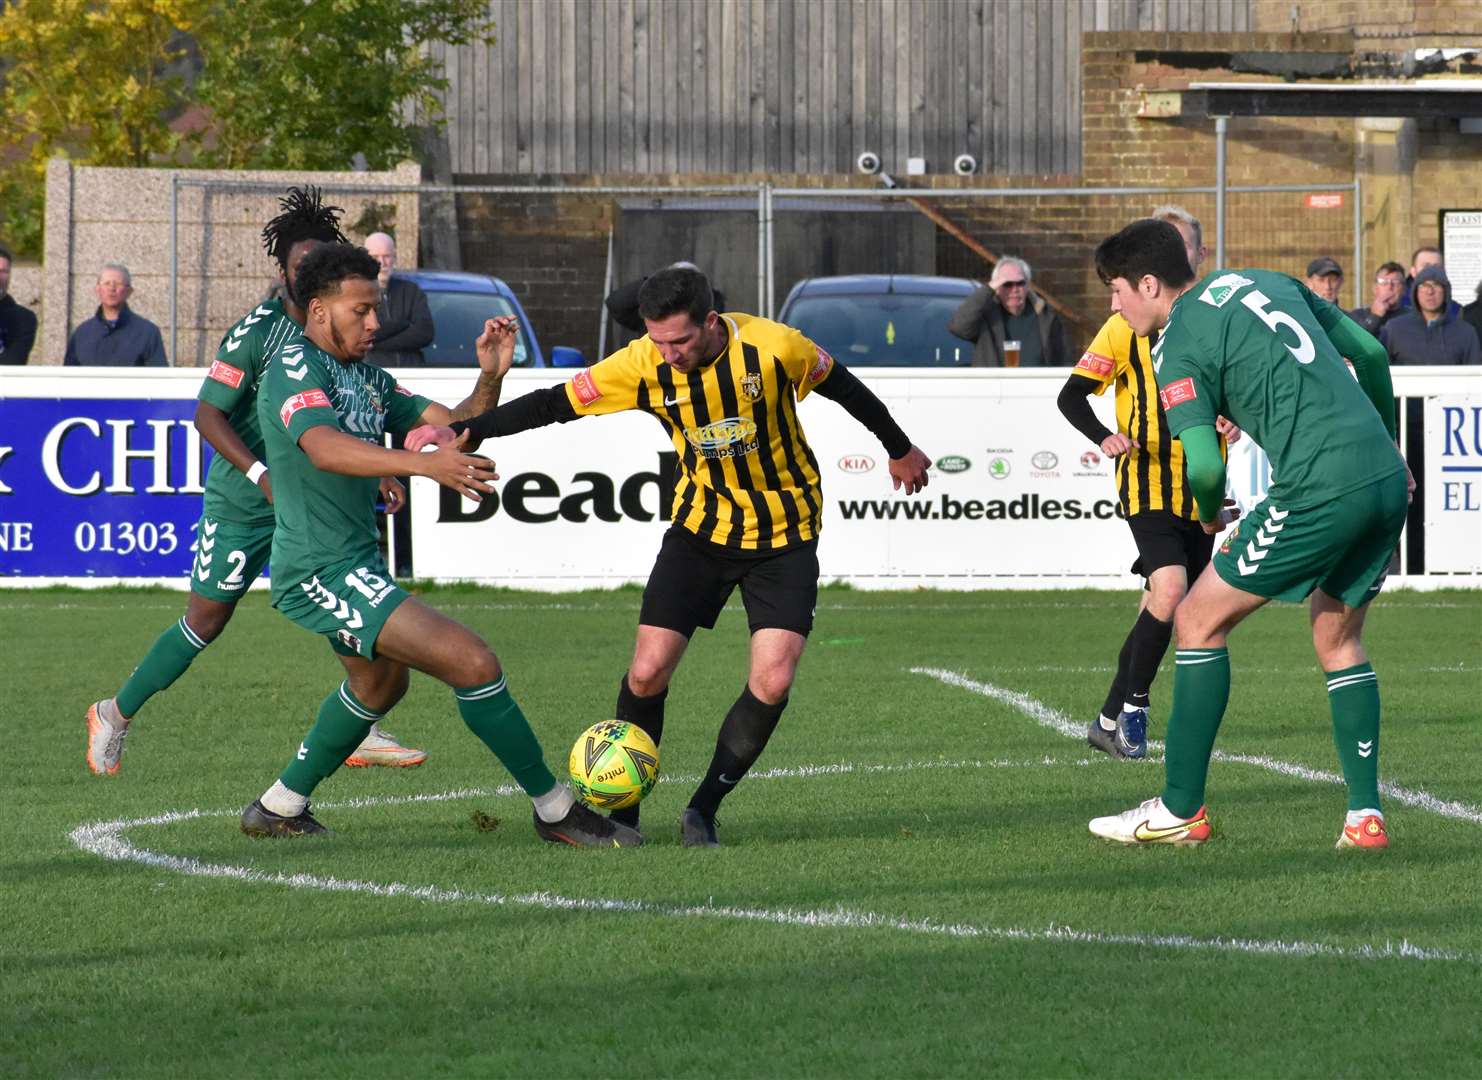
[68,790,1478,967]
[911,667,1482,825]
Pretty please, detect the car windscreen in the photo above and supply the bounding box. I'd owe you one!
[421,291,535,367]
[783,292,973,367]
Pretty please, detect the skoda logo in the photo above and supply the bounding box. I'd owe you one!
[1032,451,1058,470]
[988,457,1011,479]
[838,455,876,474]
[935,455,971,474]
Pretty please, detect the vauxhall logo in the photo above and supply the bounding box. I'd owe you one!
[439,452,680,525]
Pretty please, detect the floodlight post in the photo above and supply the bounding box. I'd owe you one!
[1215,116,1228,269]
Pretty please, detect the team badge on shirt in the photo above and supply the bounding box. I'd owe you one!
[740,371,764,401]
[1158,377,1197,410]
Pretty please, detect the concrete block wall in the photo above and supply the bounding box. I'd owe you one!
[38,160,421,366]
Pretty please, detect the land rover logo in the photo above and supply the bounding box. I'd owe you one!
[1032,451,1058,470]
[935,455,971,473]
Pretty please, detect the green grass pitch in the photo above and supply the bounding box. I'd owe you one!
[5,585,1480,1077]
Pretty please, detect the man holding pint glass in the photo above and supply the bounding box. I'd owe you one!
[948,255,1069,367]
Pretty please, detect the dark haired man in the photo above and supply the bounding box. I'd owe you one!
[84,189,423,773]
[1085,219,1412,851]
[239,243,633,847]
[0,245,38,365]
[407,266,932,846]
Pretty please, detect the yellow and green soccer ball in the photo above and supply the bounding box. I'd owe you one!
[568,720,660,810]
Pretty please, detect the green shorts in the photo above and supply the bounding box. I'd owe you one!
[274,558,411,659]
[190,514,273,603]
[1212,470,1409,608]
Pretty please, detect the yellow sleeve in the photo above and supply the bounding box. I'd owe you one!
[563,341,649,416]
[1074,316,1123,397]
[774,324,833,403]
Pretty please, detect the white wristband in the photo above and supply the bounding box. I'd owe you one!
[245,461,268,485]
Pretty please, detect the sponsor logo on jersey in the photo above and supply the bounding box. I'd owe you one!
[279,388,332,426]
[1158,377,1197,410]
[208,360,245,388]
[935,455,971,473]
[685,417,759,459]
[1198,273,1254,309]
[808,346,834,384]
[740,371,764,400]
[838,454,875,474]
[394,385,414,396]
[1076,350,1114,376]
[571,369,602,406]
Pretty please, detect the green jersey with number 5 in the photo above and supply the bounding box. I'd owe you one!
[1152,268,1404,509]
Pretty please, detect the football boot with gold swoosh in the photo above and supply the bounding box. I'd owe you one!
[1089,796,1211,845]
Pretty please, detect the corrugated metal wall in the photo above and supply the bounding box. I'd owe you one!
[430,0,1250,177]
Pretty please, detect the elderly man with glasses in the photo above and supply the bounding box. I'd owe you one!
[948,255,1070,367]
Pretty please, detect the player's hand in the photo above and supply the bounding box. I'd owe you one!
[890,446,931,496]
[1100,433,1137,456]
[1215,415,1242,446]
[405,423,461,452]
[1404,460,1416,504]
[379,476,406,514]
[1200,519,1221,535]
[1218,497,1241,527]
[475,316,519,378]
[255,470,274,506]
[416,447,498,501]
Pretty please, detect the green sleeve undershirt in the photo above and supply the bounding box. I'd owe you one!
[1313,308,1398,441]
[1179,425,1226,524]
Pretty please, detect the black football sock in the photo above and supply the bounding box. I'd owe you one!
[1125,607,1174,711]
[688,686,787,818]
[610,674,667,829]
[1100,626,1136,724]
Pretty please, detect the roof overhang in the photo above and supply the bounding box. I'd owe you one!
[1138,80,1482,119]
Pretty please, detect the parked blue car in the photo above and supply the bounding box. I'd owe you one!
[396,270,584,367]
[777,274,979,367]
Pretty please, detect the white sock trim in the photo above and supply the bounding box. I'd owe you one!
[532,783,576,823]
[261,780,308,818]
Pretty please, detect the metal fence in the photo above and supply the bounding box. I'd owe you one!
[168,174,1362,368]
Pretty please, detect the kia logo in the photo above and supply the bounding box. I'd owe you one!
[838,455,875,474]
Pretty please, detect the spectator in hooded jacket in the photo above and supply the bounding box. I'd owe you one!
[1379,264,1481,365]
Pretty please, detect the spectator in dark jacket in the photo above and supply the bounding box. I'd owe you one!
[1349,261,1406,337]
[0,245,38,365]
[947,256,1070,366]
[1304,256,1344,304]
[606,261,727,334]
[64,263,167,366]
[363,232,433,367]
[1379,264,1481,365]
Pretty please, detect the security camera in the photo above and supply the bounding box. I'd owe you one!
[856,151,881,175]
[953,153,978,176]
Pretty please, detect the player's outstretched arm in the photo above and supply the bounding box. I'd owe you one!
[298,425,497,502]
[1179,424,1229,534]
[194,400,273,503]
[442,316,520,423]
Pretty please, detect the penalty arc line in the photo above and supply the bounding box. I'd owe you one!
[910,667,1482,825]
[68,779,1479,967]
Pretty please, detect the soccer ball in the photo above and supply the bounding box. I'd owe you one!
[568,720,660,810]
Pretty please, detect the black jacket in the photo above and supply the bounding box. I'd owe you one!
[1378,266,1481,366]
[64,304,167,366]
[365,276,434,367]
[0,294,38,365]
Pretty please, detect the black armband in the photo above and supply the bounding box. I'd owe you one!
[450,384,579,441]
[1056,374,1115,447]
[813,364,912,460]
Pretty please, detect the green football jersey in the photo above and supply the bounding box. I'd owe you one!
[197,298,300,526]
[1153,269,1404,509]
[256,330,433,603]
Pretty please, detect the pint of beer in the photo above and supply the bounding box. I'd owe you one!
[1003,339,1022,367]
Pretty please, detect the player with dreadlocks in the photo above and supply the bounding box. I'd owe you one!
[85,187,428,774]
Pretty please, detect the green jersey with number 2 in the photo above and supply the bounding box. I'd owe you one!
[1152,269,1404,510]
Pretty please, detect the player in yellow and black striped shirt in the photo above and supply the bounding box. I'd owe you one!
[413,266,930,845]
[1056,207,1240,759]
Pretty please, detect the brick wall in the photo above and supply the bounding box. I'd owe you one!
[1252,0,1482,39]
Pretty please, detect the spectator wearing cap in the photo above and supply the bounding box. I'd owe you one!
[0,245,38,365]
[947,256,1070,367]
[1379,264,1481,366]
[1349,261,1406,337]
[64,263,167,366]
[1305,257,1344,304]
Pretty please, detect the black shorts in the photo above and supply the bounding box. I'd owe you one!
[1126,510,1214,583]
[639,527,819,639]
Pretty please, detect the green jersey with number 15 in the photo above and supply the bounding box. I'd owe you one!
[1152,269,1403,510]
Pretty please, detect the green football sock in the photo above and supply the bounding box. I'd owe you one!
[115,617,210,719]
[1326,663,1382,812]
[1160,648,1231,819]
[278,682,380,797]
[456,675,557,797]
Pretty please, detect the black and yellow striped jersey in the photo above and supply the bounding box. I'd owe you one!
[565,313,832,551]
[1075,313,1224,520]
